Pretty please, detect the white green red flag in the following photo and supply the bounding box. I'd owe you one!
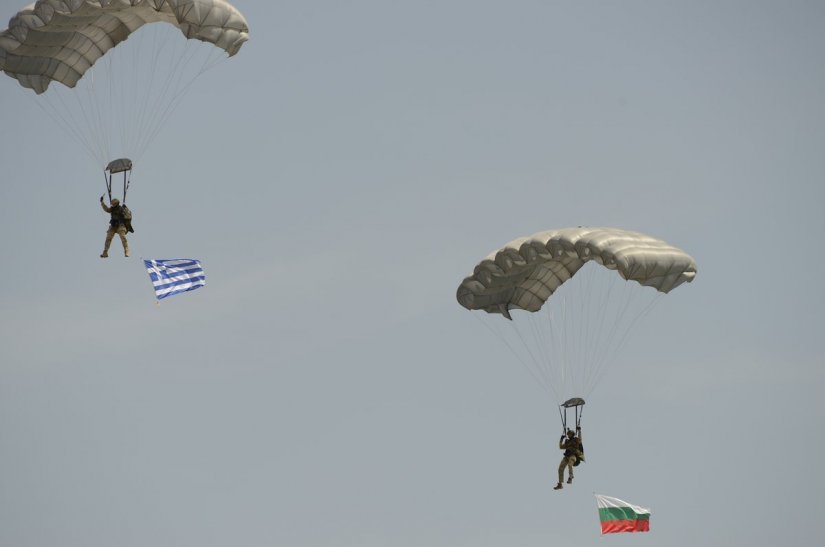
[595,494,651,534]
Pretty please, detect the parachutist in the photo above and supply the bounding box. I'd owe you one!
[553,427,584,490]
[457,229,696,466]
[100,197,132,258]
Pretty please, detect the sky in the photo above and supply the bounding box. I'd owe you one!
[1,1,824,546]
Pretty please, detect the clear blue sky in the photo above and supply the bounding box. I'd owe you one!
[2,2,824,546]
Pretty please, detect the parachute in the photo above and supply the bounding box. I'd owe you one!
[456,227,696,424]
[0,0,249,197]
[0,1,248,94]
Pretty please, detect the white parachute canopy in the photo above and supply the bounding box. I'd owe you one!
[456,227,697,405]
[0,0,249,167]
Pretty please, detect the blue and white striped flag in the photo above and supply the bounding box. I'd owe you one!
[143,258,205,300]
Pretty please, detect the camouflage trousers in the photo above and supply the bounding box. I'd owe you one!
[558,455,576,484]
[103,225,129,256]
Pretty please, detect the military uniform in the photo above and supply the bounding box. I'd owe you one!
[557,430,583,486]
[100,201,129,257]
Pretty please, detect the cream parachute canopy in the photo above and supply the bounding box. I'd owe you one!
[457,227,696,317]
[0,0,249,174]
[456,227,696,428]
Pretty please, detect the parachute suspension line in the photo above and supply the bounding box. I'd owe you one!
[540,299,564,396]
[126,24,181,161]
[558,264,594,398]
[580,274,634,396]
[578,264,594,393]
[132,35,228,162]
[472,313,558,402]
[584,285,662,397]
[512,314,559,400]
[538,298,557,393]
[585,264,612,392]
[85,56,111,165]
[561,287,578,395]
[25,24,233,170]
[524,309,557,395]
[476,317,547,390]
[139,46,226,156]
[147,47,223,158]
[64,59,109,165]
[514,263,663,403]
[43,50,122,166]
[584,266,618,393]
[107,53,123,164]
[569,269,589,394]
[586,264,611,394]
[550,294,576,399]
[589,292,662,390]
[27,85,101,166]
[122,170,131,203]
[553,293,569,394]
[574,265,616,397]
[101,26,148,162]
[88,23,218,164]
[488,265,666,407]
[565,292,579,393]
[551,296,572,397]
[555,295,574,397]
[533,312,563,401]
[104,170,112,203]
[585,280,625,390]
[109,47,133,164]
[562,406,568,431]
[131,25,182,160]
[85,29,122,160]
[68,80,100,162]
[129,24,165,157]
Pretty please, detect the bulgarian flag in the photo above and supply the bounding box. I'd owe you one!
[595,494,651,534]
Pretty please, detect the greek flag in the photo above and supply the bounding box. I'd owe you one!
[144,259,205,300]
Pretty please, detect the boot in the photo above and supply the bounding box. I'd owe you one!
[100,252,108,258]
[553,483,563,490]
[567,476,573,484]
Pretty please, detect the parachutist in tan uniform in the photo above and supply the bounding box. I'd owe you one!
[554,427,583,490]
[100,196,132,258]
